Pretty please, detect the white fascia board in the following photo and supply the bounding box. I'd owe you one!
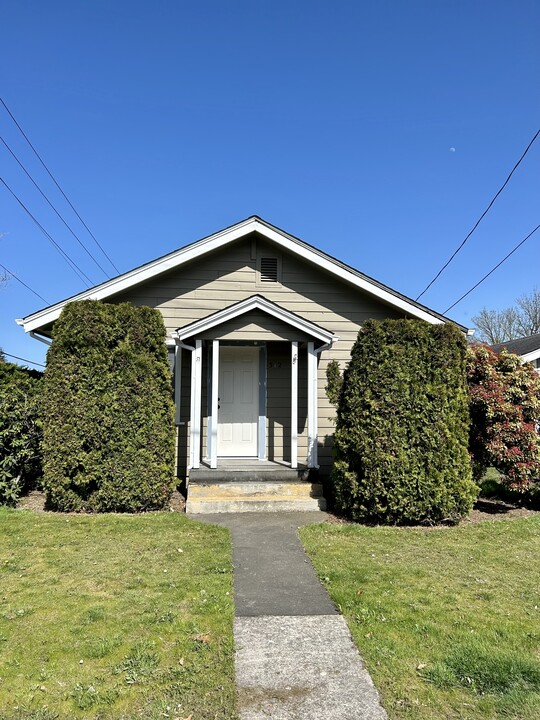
[18,219,261,334]
[19,216,446,333]
[521,348,540,364]
[175,295,337,344]
[256,223,445,325]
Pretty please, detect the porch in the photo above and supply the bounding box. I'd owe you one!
[169,295,338,484]
[189,458,313,483]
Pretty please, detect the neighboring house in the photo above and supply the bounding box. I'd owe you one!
[17,216,466,489]
[491,333,540,372]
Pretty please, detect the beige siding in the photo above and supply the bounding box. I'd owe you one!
[175,348,192,480]
[265,342,308,462]
[200,310,311,342]
[114,231,404,476]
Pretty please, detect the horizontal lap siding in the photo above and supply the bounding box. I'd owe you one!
[265,343,309,464]
[114,232,404,477]
[201,310,311,342]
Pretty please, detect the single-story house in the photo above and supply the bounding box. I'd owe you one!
[17,216,466,505]
[491,333,540,372]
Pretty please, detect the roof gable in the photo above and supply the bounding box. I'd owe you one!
[17,216,465,334]
[174,295,338,344]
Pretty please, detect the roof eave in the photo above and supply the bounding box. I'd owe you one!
[18,215,465,334]
[521,348,540,363]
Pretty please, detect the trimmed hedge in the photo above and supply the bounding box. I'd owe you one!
[0,362,42,505]
[42,301,176,512]
[331,319,477,524]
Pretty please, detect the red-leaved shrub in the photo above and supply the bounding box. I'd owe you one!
[468,345,540,490]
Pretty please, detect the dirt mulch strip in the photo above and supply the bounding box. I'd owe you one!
[15,491,539,524]
[15,489,186,513]
[464,497,538,524]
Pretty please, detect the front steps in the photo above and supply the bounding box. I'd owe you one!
[186,479,327,514]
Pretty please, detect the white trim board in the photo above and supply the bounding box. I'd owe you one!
[174,294,338,344]
[521,348,540,364]
[17,216,464,334]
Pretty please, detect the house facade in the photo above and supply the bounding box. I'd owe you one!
[18,217,465,484]
[491,333,540,372]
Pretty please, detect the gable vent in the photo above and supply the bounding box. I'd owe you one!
[260,257,279,283]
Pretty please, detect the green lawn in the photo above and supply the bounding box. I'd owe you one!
[0,509,236,720]
[301,517,540,720]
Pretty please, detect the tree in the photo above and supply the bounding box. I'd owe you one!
[467,345,540,490]
[42,300,176,512]
[517,289,540,336]
[0,362,43,506]
[330,319,476,524]
[472,289,540,344]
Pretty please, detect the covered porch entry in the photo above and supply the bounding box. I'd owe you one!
[170,296,337,498]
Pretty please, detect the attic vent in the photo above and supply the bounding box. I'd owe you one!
[259,257,280,283]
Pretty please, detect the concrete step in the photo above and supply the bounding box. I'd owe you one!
[186,481,327,514]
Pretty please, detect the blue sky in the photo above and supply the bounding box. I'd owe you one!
[1,1,539,368]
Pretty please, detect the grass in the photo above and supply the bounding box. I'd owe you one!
[0,509,237,720]
[301,516,540,719]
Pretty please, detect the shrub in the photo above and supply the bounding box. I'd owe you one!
[0,362,42,506]
[42,300,176,512]
[325,359,343,407]
[331,319,477,524]
[467,345,540,490]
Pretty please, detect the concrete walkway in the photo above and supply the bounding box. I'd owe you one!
[199,512,387,720]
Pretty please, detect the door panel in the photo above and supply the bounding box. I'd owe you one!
[218,347,259,456]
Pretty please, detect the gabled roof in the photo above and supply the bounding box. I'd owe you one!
[174,294,338,344]
[17,215,467,334]
[491,332,540,363]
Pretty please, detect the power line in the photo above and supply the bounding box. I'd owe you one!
[0,96,120,275]
[0,262,49,304]
[1,134,111,278]
[1,175,93,286]
[443,223,540,314]
[416,127,540,301]
[2,351,45,368]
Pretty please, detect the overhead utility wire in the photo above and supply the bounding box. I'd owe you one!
[0,96,120,275]
[443,223,540,314]
[0,262,49,304]
[1,134,111,278]
[0,176,93,286]
[416,127,540,301]
[2,351,45,368]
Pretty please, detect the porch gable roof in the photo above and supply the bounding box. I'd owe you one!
[173,294,338,344]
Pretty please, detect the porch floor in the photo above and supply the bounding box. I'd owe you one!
[189,459,312,483]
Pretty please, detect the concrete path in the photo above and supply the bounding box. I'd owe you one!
[199,512,387,720]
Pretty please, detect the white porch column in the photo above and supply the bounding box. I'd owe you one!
[307,341,319,469]
[189,339,202,469]
[210,340,219,469]
[291,341,298,469]
[174,344,182,425]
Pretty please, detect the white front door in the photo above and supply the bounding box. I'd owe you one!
[218,346,259,456]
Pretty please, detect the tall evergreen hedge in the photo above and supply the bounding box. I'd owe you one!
[331,319,477,524]
[42,301,176,512]
[0,362,42,505]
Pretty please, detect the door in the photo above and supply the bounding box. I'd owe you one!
[218,346,259,456]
